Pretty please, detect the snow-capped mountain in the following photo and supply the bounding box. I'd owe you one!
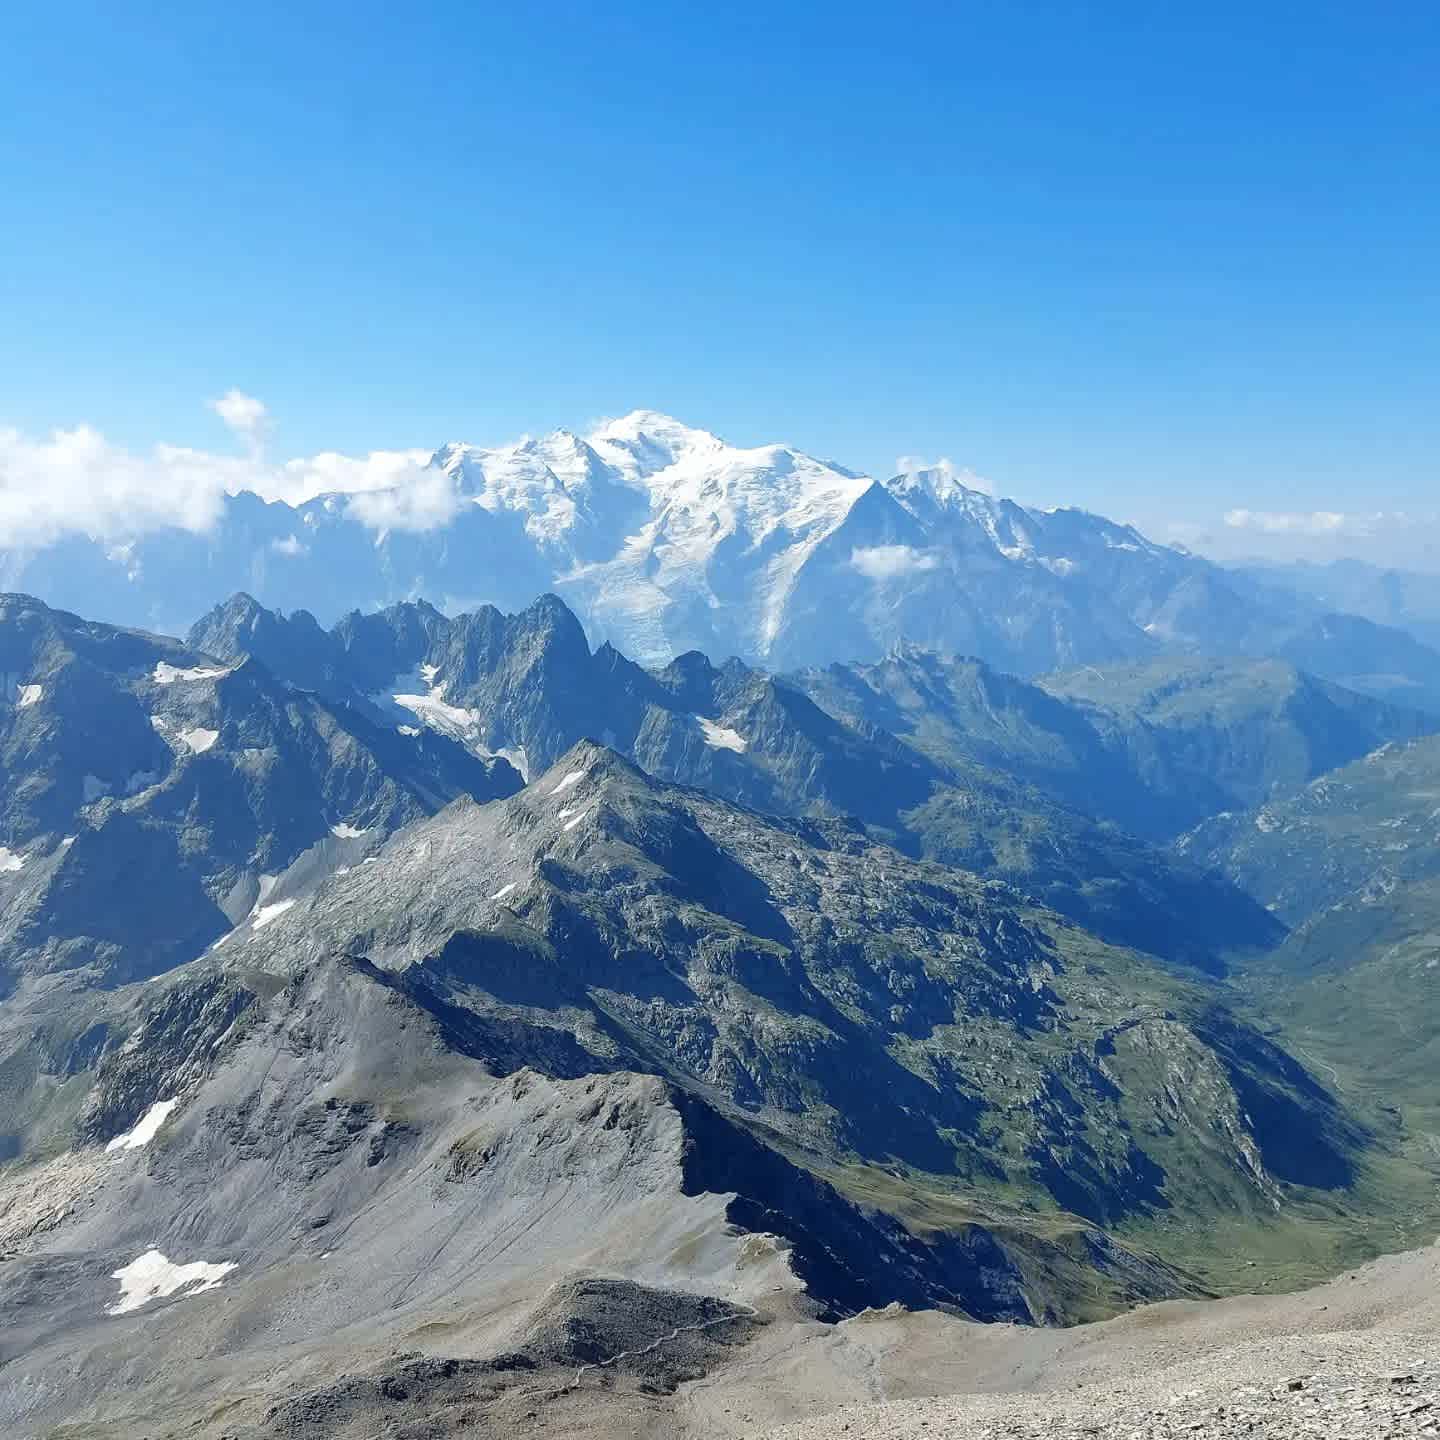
[6,410,1440,695]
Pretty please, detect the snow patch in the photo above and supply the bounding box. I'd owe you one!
[107,1249,237,1315]
[16,683,42,708]
[398,725,421,737]
[493,745,530,782]
[551,769,586,796]
[331,823,369,839]
[393,689,481,741]
[105,1099,178,1153]
[0,847,24,873]
[490,881,518,901]
[562,809,590,832]
[179,728,219,754]
[420,662,439,684]
[252,898,296,929]
[696,716,747,753]
[153,661,229,685]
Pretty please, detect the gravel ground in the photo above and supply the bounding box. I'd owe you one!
[760,1331,1440,1438]
[747,1242,1440,1440]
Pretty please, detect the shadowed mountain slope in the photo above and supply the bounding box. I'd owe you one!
[189,592,1287,971]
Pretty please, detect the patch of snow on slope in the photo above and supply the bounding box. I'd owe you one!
[153,661,229,685]
[490,881,518,901]
[105,1099,178,1153]
[494,745,530,782]
[398,724,420,736]
[107,1249,238,1315]
[550,769,586,796]
[0,847,24,872]
[252,898,296,929]
[331,823,368,838]
[394,689,481,737]
[16,683,42,707]
[387,665,483,745]
[562,809,590,832]
[179,727,219,754]
[696,717,747,753]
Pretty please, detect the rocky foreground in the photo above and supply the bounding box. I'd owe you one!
[746,1242,1440,1440]
[761,1339,1438,1438]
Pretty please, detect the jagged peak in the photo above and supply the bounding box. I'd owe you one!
[540,737,651,787]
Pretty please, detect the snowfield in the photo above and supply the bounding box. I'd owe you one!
[105,1099,179,1154]
[106,1250,238,1316]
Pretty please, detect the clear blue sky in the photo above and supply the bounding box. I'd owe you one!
[3,1,1437,546]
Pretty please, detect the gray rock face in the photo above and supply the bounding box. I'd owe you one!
[0,593,521,994]
[0,587,1429,1440]
[204,742,1359,1239]
[187,591,1287,970]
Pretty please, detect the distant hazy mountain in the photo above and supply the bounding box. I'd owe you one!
[1179,732,1440,1186]
[1240,559,1440,651]
[795,649,1436,841]
[8,411,1440,704]
[1180,731,1440,945]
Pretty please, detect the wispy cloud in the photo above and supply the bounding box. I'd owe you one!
[279,449,434,507]
[0,396,443,546]
[0,426,231,548]
[1223,508,1373,536]
[895,456,995,495]
[850,543,939,581]
[346,468,461,534]
[209,389,271,451]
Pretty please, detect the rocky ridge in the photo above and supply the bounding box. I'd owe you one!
[188,590,1294,969]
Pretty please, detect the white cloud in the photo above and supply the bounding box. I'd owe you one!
[276,448,434,507]
[850,544,939,581]
[0,426,230,547]
[895,456,994,495]
[270,534,308,557]
[1223,508,1363,536]
[209,389,270,448]
[346,467,461,534]
[0,396,445,546]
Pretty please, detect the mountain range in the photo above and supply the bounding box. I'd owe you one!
[187,590,1438,968]
[4,579,1440,1437]
[8,412,1440,712]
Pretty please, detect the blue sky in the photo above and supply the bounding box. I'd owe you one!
[2,1,1437,562]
